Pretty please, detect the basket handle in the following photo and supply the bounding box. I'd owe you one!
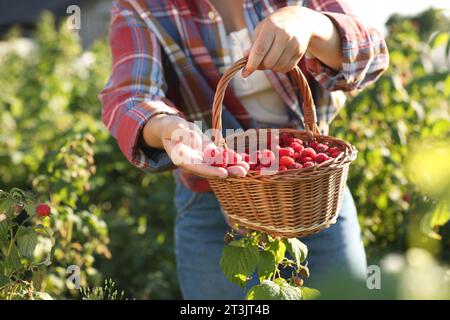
[211,57,320,145]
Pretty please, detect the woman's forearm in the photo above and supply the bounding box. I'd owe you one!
[307,10,343,71]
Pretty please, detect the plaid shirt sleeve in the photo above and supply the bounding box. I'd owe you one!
[99,1,182,172]
[304,0,389,91]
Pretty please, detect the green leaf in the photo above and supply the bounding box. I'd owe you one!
[246,279,302,300]
[0,274,8,289]
[278,281,302,300]
[421,200,450,240]
[430,31,449,49]
[246,280,281,300]
[284,238,308,266]
[228,239,246,247]
[267,240,286,264]
[220,244,259,288]
[430,200,450,227]
[257,251,276,281]
[301,287,320,300]
[0,220,8,243]
[24,203,36,217]
[3,245,22,275]
[0,199,14,216]
[16,227,38,258]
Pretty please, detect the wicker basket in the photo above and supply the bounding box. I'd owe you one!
[207,57,357,238]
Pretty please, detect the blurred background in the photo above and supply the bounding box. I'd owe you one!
[0,0,449,299]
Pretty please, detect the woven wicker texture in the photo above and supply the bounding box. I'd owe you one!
[207,57,357,238]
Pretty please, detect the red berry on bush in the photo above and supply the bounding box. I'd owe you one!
[402,193,412,203]
[315,153,330,164]
[279,156,295,167]
[36,203,51,217]
[279,147,295,158]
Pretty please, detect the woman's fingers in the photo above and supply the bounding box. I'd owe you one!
[226,165,247,177]
[272,38,303,72]
[161,120,250,179]
[260,31,290,70]
[183,163,229,179]
[243,22,275,78]
[236,161,250,171]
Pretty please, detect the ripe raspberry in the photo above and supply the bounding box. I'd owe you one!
[330,151,342,158]
[280,132,293,146]
[328,146,341,153]
[291,138,303,145]
[315,143,329,153]
[239,152,250,163]
[254,164,264,172]
[279,147,295,158]
[301,148,317,160]
[260,149,276,167]
[308,141,319,150]
[328,147,342,157]
[328,147,343,158]
[299,156,313,164]
[36,203,51,217]
[402,193,412,203]
[290,142,304,153]
[302,161,315,168]
[203,147,228,168]
[249,163,258,170]
[250,150,261,164]
[315,153,330,164]
[226,149,241,166]
[288,163,303,170]
[279,156,295,167]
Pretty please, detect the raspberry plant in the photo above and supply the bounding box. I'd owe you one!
[220,231,319,300]
[0,188,54,299]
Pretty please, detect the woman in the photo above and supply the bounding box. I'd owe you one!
[100,0,389,299]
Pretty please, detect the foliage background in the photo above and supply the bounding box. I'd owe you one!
[0,9,449,299]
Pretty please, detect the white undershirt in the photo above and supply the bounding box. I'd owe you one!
[227,28,289,125]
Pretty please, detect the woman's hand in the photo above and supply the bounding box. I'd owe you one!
[242,6,343,77]
[142,115,248,178]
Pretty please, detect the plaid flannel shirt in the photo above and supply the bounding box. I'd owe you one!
[99,0,389,192]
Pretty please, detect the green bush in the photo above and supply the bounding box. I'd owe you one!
[0,13,179,299]
[330,9,450,262]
